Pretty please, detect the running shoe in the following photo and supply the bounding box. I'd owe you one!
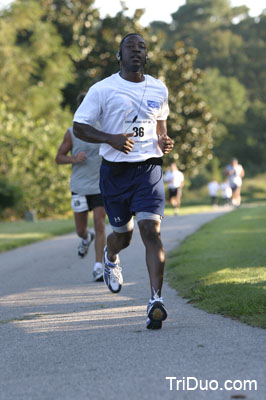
[92,262,104,282]
[146,293,167,330]
[78,231,95,257]
[103,246,123,293]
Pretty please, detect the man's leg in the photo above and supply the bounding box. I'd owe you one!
[74,211,88,240]
[92,206,106,263]
[74,211,94,257]
[137,219,165,298]
[138,218,167,329]
[102,230,133,293]
[106,230,133,262]
[176,188,182,208]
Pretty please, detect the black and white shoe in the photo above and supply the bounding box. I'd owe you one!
[146,293,167,330]
[78,231,95,257]
[103,246,123,293]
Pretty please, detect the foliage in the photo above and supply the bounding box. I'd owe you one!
[0,175,23,214]
[1,0,264,217]
[0,103,72,217]
[0,0,74,118]
[161,43,214,175]
[41,0,101,110]
[151,0,266,174]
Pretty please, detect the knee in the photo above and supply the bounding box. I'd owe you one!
[76,227,87,238]
[139,220,161,243]
[114,231,133,249]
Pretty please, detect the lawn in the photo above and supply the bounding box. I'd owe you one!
[166,203,266,328]
[0,218,76,252]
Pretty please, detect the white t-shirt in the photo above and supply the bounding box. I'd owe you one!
[207,181,220,196]
[226,164,244,187]
[73,73,169,162]
[164,170,184,189]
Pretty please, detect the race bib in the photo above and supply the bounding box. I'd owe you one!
[123,119,156,153]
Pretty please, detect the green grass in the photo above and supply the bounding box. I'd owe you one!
[0,218,75,252]
[165,203,215,216]
[0,205,214,253]
[241,173,266,203]
[166,203,266,328]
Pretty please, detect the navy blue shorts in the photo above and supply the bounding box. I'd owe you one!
[100,162,165,228]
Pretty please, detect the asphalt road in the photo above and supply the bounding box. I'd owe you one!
[0,210,265,400]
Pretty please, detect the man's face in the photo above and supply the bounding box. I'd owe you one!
[120,35,147,72]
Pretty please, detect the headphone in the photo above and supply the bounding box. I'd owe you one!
[116,33,149,64]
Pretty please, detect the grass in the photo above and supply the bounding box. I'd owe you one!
[0,218,76,252]
[166,203,266,328]
[165,203,215,216]
[0,204,214,253]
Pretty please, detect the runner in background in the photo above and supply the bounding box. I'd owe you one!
[164,163,184,215]
[55,93,106,282]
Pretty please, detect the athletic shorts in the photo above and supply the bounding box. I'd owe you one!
[100,161,165,228]
[168,188,178,199]
[71,192,103,213]
[230,183,239,191]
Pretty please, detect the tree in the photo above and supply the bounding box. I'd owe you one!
[0,103,72,217]
[218,100,266,173]
[198,68,249,150]
[0,0,74,118]
[160,43,214,176]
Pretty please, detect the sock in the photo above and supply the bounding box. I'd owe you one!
[94,262,102,271]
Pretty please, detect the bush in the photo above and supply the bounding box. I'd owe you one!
[0,176,23,214]
[0,104,72,218]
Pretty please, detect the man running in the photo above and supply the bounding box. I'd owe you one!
[73,33,174,329]
[55,93,106,281]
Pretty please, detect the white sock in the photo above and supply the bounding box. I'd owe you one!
[94,262,102,270]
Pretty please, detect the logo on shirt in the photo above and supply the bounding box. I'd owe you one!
[147,100,160,110]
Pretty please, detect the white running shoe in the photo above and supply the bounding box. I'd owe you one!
[78,231,95,258]
[146,292,167,330]
[103,246,123,293]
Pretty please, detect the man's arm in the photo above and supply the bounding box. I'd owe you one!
[73,122,135,154]
[55,130,86,164]
[156,120,174,154]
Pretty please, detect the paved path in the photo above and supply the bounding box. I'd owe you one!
[0,211,265,400]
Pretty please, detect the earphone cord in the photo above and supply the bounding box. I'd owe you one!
[112,73,148,163]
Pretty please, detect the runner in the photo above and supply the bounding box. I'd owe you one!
[164,163,184,214]
[55,93,106,281]
[73,33,174,329]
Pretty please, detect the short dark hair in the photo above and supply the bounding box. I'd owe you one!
[119,33,144,48]
[118,33,145,55]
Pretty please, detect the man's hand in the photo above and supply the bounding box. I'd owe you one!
[158,134,174,154]
[74,151,87,163]
[109,133,135,154]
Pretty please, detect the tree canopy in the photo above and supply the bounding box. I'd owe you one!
[0,0,265,217]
